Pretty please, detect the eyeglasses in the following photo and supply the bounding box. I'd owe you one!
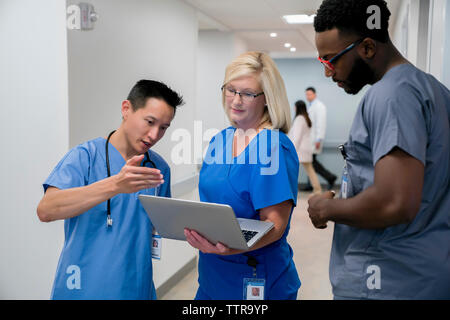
[317,38,363,71]
[221,86,264,103]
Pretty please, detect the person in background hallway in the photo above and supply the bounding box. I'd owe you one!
[301,87,337,191]
[288,100,322,195]
[308,0,450,299]
[184,51,301,300]
[36,80,184,299]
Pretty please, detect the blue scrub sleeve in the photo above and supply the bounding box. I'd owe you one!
[249,139,298,211]
[43,146,91,192]
[365,88,428,166]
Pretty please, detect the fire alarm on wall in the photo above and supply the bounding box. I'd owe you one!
[79,3,98,30]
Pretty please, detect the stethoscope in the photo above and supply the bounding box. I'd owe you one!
[105,130,157,227]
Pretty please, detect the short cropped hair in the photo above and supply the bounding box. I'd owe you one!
[314,0,391,43]
[222,51,292,133]
[127,79,184,113]
[305,87,316,93]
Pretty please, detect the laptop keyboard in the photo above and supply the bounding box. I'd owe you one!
[242,230,258,243]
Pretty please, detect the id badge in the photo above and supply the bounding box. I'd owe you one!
[151,234,162,260]
[243,278,265,300]
[341,175,348,199]
[341,162,348,199]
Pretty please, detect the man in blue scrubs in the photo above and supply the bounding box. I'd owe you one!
[308,0,450,299]
[37,80,183,299]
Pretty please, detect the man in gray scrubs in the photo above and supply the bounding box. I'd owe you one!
[308,0,449,299]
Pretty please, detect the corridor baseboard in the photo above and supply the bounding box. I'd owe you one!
[156,256,197,299]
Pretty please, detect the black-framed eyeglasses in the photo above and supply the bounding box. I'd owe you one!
[317,38,364,71]
[221,85,264,103]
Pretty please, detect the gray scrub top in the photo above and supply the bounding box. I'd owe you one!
[331,63,450,299]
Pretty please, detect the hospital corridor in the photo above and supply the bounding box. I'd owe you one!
[1,0,449,303]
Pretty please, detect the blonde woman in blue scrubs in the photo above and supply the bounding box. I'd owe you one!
[184,52,301,300]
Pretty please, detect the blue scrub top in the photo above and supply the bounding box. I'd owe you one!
[197,127,301,300]
[332,63,450,299]
[43,137,171,300]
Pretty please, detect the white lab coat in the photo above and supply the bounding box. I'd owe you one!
[307,98,327,154]
[288,115,313,163]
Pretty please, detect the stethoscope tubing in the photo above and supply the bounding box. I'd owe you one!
[105,130,157,227]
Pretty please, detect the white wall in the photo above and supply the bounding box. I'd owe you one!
[66,0,199,292]
[67,0,198,183]
[196,30,248,157]
[443,0,450,88]
[393,0,423,68]
[427,0,448,81]
[393,0,450,82]
[274,58,365,183]
[0,0,68,299]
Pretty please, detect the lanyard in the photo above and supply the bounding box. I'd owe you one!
[245,254,258,278]
[338,144,349,199]
[105,130,156,227]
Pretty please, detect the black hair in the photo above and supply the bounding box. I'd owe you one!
[305,87,316,93]
[295,100,312,128]
[314,0,391,43]
[127,79,184,113]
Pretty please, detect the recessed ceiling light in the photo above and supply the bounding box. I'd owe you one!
[290,47,296,52]
[270,32,277,37]
[283,14,316,24]
[284,43,291,48]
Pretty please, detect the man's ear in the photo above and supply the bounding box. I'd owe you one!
[359,38,377,59]
[121,100,132,120]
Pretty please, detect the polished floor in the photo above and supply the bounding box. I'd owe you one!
[160,191,335,300]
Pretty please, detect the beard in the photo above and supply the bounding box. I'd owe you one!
[340,57,375,95]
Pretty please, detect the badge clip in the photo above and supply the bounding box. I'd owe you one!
[107,215,113,227]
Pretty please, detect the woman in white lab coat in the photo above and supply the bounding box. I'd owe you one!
[288,100,322,195]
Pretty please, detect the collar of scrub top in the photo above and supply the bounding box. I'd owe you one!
[105,130,157,227]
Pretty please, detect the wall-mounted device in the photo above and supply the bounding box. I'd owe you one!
[67,3,98,30]
[79,3,98,30]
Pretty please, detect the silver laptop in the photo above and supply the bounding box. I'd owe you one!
[138,195,274,251]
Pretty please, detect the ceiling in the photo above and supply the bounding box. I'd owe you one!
[183,0,402,58]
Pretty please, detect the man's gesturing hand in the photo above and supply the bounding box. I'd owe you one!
[113,154,164,193]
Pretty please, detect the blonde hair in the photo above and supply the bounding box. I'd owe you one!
[222,51,291,133]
